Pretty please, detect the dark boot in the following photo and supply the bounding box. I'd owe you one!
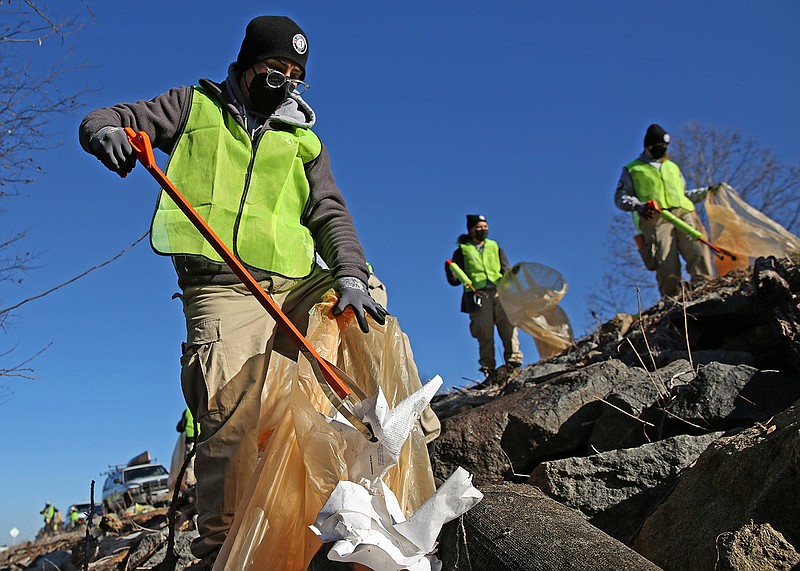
[475,368,497,390]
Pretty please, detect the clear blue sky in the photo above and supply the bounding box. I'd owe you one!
[1,0,798,543]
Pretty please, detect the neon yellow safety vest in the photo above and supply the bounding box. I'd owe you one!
[150,87,321,278]
[625,159,694,212]
[459,239,503,290]
[183,408,199,439]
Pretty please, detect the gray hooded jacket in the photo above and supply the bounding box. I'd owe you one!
[79,66,369,289]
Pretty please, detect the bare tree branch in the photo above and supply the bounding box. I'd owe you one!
[0,231,148,319]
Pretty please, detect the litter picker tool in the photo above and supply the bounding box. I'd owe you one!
[646,200,738,261]
[123,128,374,441]
[445,259,476,292]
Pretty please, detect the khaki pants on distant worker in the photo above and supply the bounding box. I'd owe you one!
[179,268,334,559]
[469,288,522,372]
[638,207,713,297]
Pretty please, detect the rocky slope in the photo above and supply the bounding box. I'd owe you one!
[431,255,800,570]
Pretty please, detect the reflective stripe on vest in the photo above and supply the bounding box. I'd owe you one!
[625,159,694,212]
[150,87,321,278]
[459,239,502,290]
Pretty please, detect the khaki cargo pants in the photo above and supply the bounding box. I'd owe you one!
[469,288,522,372]
[638,207,713,297]
[180,268,333,559]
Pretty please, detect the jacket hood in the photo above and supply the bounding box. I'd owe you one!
[197,67,316,136]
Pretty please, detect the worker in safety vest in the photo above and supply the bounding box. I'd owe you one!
[176,407,199,488]
[615,124,718,297]
[68,505,81,529]
[79,15,387,566]
[445,214,522,386]
[40,502,57,534]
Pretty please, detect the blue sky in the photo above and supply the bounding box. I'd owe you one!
[1,0,798,543]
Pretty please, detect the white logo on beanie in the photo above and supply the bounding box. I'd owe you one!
[663,133,671,143]
[293,34,307,55]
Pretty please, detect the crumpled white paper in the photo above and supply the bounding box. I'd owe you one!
[311,468,482,571]
[328,375,443,483]
[310,376,483,570]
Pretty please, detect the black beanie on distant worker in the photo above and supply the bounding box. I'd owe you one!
[644,124,670,148]
[236,16,309,78]
[466,214,487,231]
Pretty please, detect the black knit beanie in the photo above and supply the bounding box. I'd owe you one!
[644,124,670,148]
[236,16,309,78]
[466,214,487,231]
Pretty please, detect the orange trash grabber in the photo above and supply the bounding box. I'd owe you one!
[123,128,374,441]
[645,199,738,261]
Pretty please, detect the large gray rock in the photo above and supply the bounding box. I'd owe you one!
[588,360,694,452]
[432,360,636,485]
[664,362,800,431]
[632,399,800,570]
[716,523,800,571]
[530,432,721,543]
[438,483,663,571]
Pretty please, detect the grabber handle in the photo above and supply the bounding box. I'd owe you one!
[647,197,737,261]
[446,259,476,292]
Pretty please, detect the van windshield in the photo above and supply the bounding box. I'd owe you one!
[124,465,167,482]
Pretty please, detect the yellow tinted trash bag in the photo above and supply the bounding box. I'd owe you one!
[706,183,800,275]
[214,293,437,571]
[498,262,574,359]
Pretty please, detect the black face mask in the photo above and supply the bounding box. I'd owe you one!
[650,145,668,160]
[248,73,290,116]
[474,229,489,241]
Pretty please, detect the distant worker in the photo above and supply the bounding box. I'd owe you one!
[445,214,522,386]
[40,502,57,534]
[68,505,82,529]
[615,123,718,297]
[176,406,199,487]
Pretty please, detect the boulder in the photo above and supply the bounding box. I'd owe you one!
[716,522,800,571]
[588,360,693,452]
[438,483,663,571]
[665,363,800,432]
[632,399,800,570]
[530,432,721,543]
[431,360,636,484]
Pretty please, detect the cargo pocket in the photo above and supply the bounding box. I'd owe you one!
[634,234,658,271]
[180,317,229,420]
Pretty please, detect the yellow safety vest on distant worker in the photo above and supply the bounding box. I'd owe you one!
[625,159,695,212]
[150,87,321,278]
[459,240,503,290]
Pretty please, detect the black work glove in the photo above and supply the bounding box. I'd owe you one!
[635,202,655,220]
[333,277,388,333]
[89,127,137,177]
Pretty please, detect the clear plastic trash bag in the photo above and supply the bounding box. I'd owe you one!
[706,183,800,275]
[213,293,437,571]
[498,262,574,359]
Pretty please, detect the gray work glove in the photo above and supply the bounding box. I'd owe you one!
[333,277,388,333]
[89,127,137,177]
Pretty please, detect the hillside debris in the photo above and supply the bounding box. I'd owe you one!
[431,254,800,570]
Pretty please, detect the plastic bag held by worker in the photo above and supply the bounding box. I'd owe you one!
[213,293,442,571]
[498,262,574,359]
[706,183,800,275]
